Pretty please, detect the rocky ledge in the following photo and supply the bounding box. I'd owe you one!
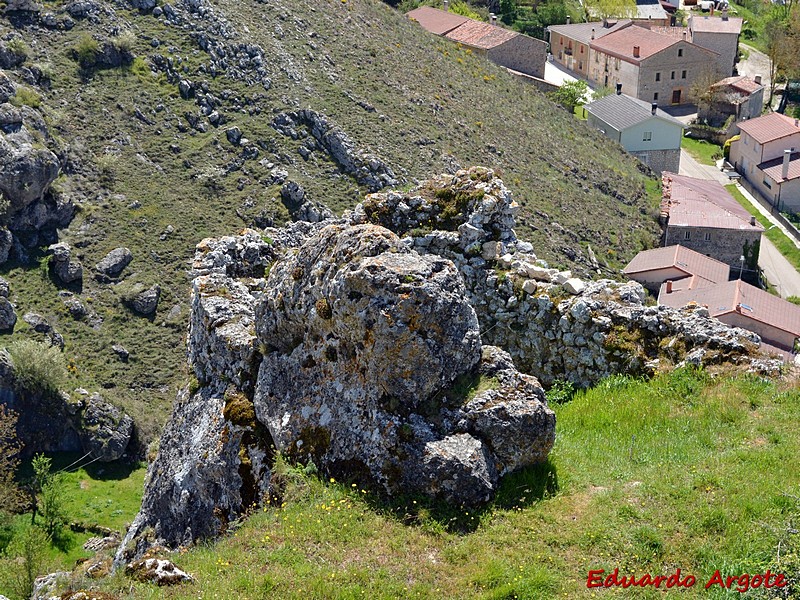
[117,167,780,564]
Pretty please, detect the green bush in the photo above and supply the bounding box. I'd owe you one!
[0,525,51,600]
[72,34,100,68]
[9,86,41,109]
[5,339,67,396]
[32,454,68,540]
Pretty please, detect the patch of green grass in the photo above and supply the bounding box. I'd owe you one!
[682,136,722,166]
[9,86,42,109]
[72,368,800,599]
[726,184,800,271]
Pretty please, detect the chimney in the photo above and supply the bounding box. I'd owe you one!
[683,31,687,40]
[566,16,571,24]
[616,82,622,95]
[710,4,714,15]
[602,17,608,28]
[795,119,799,127]
[651,102,657,115]
[784,149,793,180]
[443,0,449,10]
[722,8,728,20]
[490,12,497,24]
[666,280,673,293]
[754,74,762,85]
[633,45,640,58]
[591,27,595,40]
[750,216,756,226]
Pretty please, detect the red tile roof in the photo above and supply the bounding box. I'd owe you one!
[690,15,743,34]
[660,172,764,231]
[737,112,800,145]
[659,279,800,338]
[623,245,729,288]
[649,25,689,40]
[548,20,633,46]
[760,152,800,182]
[406,6,469,36]
[590,25,679,64]
[444,19,518,49]
[712,75,763,95]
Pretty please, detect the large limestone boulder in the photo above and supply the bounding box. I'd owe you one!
[95,247,132,280]
[49,241,83,284]
[76,392,134,462]
[0,126,60,211]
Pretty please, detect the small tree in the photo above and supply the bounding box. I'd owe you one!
[0,525,50,600]
[549,79,590,112]
[0,404,23,515]
[31,454,68,540]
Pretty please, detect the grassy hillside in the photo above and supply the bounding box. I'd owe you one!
[24,367,794,598]
[0,0,660,441]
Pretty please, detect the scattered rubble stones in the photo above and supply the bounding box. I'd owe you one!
[125,557,194,586]
[126,284,161,316]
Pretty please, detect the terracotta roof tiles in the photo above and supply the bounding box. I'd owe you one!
[406,6,469,36]
[737,112,800,145]
[623,245,729,288]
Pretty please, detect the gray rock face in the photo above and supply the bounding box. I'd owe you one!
[31,571,69,600]
[125,557,193,585]
[0,72,15,103]
[120,167,780,563]
[95,247,132,280]
[0,125,60,211]
[0,228,11,265]
[0,276,9,297]
[77,392,134,462]
[272,109,397,192]
[0,297,16,331]
[49,242,83,284]
[127,284,161,316]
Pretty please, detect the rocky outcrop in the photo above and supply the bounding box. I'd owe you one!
[272,109,397,192]
[0,352,133,461]
[124,284,161,316]
[49,241,83,284]
[119,167,779,563]
[0,297,16,331]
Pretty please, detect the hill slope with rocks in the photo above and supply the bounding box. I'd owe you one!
[0,0,661,443]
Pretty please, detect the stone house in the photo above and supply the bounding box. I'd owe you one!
[622,244,730,293]
[632,0,671,26]
[687,12,743,77]
[548,19,632,78]
[407,6,546,79]
[659,279,800,355]
[588,25,720,105]
[585,89,684,173]
[730,112,800,212]
[660,172,763,269]
[698,75,764,128]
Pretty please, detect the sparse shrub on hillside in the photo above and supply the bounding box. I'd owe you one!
[6,37,30,60]
[31,454,68,541]
[9,86,41,109]
[5,339,67,397]
[0,525,51,600]
[72,34,100,69]
[113,30,136,54]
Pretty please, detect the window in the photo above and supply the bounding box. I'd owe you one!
[678,48,683,57]
[578,60,583,70]
[681,70,687,79]
[643,131,652,141]
[653,92,659,101]
[671,71,676,80]
[764,178,772,189]
[615,58,620,69]
[580,46,584,54]
[656,72,661,82]
[595,52,599,63]
[684,230,691,240]
[703,232,711,241]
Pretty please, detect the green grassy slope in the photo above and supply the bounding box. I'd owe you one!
[0,0,659,439]
[56,368,797,599]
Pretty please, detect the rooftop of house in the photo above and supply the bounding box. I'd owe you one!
[444,18,520,49]
[406,6,469,36]
[689,14,744,34]
[737,112,800,145]
[660,172,764,231]
[712,75,763,95]
[590,25,710,64]
[759,151,800,182]
[623,244,729,290]
[547,19,633,46]
[634,1,670,20]
[648,25,689,40]
[659,278,800,339]
[585,92,685,131]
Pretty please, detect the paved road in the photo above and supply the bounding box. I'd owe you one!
[680,150,800,298]
[737,43,773,106]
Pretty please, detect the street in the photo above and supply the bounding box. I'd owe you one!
[680,150,800,298]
